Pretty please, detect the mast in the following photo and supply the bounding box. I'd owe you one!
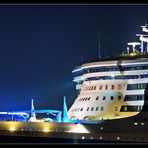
[136,20,148,53]
[28,99,37,122]
[98,30,101,59]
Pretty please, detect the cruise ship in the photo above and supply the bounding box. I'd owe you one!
[1,22,148,143]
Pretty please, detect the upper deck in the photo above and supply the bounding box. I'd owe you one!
[73,54,148,73]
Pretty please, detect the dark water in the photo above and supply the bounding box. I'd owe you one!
[0,135,119,144]
[0,135,145,144]
[0,135,97,144]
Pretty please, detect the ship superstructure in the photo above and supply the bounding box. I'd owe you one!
[68,23,148,121]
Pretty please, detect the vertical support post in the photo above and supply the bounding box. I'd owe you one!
[62,96,69,122]
[147,42,148,53]
[141,40,144,53]
[98,30,101,59]
[12,112,13,122]
[127,47,129,54]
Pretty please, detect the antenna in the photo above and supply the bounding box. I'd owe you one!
[145,17,148,26]
[98,30,101,59]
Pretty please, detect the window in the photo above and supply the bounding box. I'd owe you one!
[124,95,144,101]
[91,107,94,111]
[96,96,99,100]
[85,75,148,81]
[94,86,96,90]
[137,106,141,111]
[110,96,114,100]
[87,107,89,111]
[118,96,121,100]
[100,85,102,90]
[96,107,99,111]
[121,105,142,112]
[137,84,140,89]
[127,96,130,101]
[88,97,90,100]
[87,69,89,73]
[80,108,83,111]
[137,84,142,89]
[111,85,114,90]
[140,95,143,100]
[103,96,106,100]
[127,83,147,90]
[124,106,127,111]
[105,85,108,90]
[118,84,122,90]
[101,106,104,111]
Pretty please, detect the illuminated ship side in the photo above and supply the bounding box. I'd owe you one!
[69,58,148,120]
[68,24,148,122]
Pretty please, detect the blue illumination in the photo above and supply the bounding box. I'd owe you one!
[31,99,36,118]
[62,96,69,122]
[111,73,115,78]
[0,112,29,122]
[11,109,60,114]
[56,111,62,122]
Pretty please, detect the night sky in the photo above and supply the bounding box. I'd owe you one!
[0,4,148,111]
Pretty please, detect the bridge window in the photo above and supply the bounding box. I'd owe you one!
[124,95,144,101]
[137,84,142,89]
[120,105,142,112]
[139,95,143,100]
[127,83,147,90]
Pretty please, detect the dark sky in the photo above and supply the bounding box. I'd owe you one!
[0,4,148,111]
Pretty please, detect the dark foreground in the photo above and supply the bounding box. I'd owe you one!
[0,135,147,144]
[0,135,105,144]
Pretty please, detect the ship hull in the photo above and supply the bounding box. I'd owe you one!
[0,111,148,143]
